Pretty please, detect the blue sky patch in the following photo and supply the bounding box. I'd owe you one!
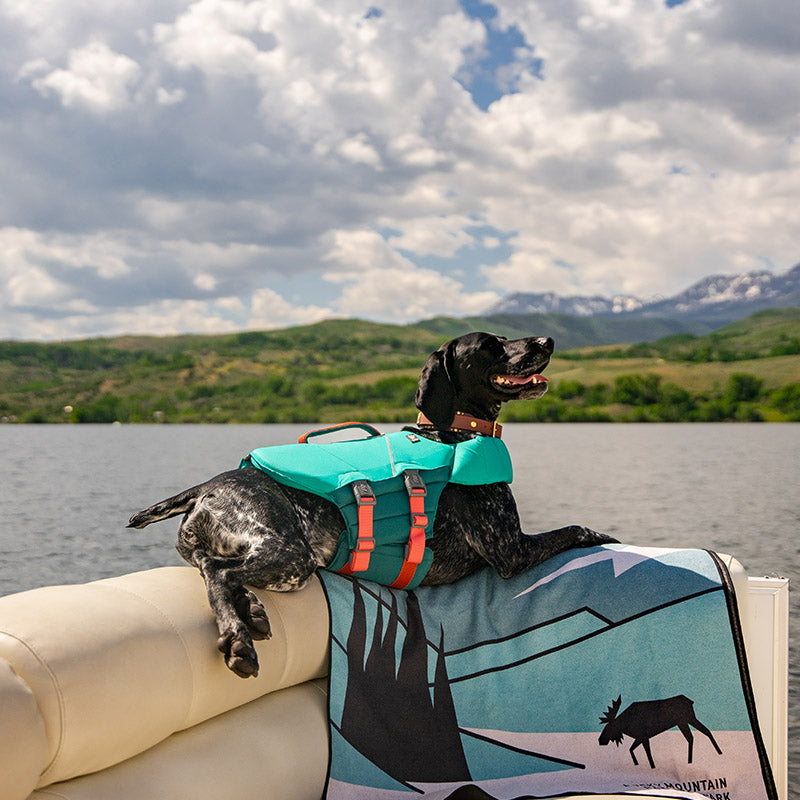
[460,0,497,23]
[457,0,544,111]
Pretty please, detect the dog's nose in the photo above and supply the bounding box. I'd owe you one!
[536,337,554,354]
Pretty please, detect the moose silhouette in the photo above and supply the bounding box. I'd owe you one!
[598,694,723,769]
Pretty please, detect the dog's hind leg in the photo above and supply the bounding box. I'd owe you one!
[192,553,267,677]
[193,542,318,678]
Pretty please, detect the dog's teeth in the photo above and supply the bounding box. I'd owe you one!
[494,374,543,386]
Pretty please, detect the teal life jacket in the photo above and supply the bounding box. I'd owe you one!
[240,422,512,589]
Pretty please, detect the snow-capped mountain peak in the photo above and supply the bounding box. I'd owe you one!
[487,262,800,320]
[490,292,643,317]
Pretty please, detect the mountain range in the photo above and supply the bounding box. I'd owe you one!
[488,261,800,324]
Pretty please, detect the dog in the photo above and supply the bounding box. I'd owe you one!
[128,332,614,677]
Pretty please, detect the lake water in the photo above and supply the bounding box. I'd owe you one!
[1,423,798,793]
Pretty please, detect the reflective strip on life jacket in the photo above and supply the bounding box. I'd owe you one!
[389,471,428,590]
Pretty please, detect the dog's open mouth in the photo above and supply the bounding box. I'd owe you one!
[491,372,549,392]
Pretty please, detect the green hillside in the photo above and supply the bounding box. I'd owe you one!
[1,309,799,423]
[575,307,800,361]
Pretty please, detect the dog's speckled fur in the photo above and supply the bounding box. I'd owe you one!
[128,332,614,677]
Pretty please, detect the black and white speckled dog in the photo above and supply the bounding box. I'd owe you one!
[128,332,614,678]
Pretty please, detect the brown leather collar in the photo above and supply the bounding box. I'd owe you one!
[416,411,503,439]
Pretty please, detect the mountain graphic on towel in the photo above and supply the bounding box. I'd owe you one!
[428,545,722,652]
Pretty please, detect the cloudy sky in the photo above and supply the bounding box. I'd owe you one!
[1,0,798,340]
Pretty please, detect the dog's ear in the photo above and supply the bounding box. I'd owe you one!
[415,341,457,428]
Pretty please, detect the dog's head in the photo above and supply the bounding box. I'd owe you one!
[415,331,554,429]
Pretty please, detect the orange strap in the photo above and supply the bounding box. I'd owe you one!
[389,471,428,590]
[337,481,375,575]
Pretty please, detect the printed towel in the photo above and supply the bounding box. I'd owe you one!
[320,545,777,800]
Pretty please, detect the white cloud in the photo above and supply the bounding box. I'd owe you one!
[323,229,499,322]
[0,227,131,284]
[7,265,68,307]
[193,272,217,291]
[27,41,141,112]
[155,86,186,105]
[388,132,449,168]
[338,133,383,169]
[323,228,413,273]
[442,0,800,298]
[247,288,332,329]
[0,297,233,340]
[70,299,241,338]
[152,0,479,153]
[326,263,500,323]
[383,215,477,258]
[13,291,331,341]
[153,0,266,77]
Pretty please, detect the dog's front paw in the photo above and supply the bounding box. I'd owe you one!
[235,588,272,641]
[575,526,619,547]
[217,629,260,678]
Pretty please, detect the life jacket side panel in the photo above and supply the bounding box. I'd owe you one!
[450,436,513,485]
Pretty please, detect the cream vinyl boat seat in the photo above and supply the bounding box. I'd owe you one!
[0,555,787,800]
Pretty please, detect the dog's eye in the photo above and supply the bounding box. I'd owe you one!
[481,337,507,357]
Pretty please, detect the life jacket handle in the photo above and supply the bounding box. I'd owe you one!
[298,421,383,443]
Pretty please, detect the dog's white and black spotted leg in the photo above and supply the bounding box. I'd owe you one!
[193,542,320,678]
[192,553,263,677]
[511,525,619,575]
